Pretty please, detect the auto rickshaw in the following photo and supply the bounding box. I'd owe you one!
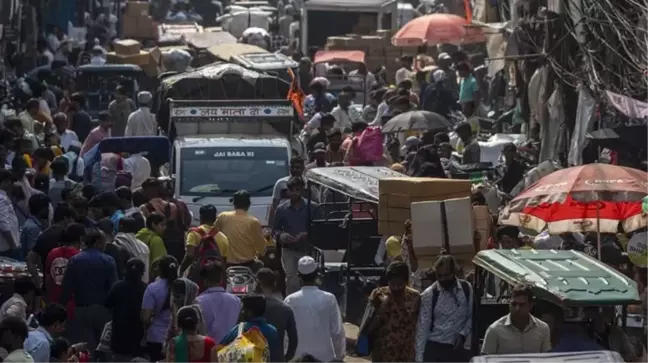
[75,64,144,119]
[82,136,170,191]
[304,166,403,325]
[313,50,370,107]
[471,248,642,360]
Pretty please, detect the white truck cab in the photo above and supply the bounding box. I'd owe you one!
[168,99,298,226]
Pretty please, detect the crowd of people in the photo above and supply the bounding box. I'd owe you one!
[0,1,644,362]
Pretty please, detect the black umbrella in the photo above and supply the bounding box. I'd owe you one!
[381,110,453,133]
[586,125,647,151]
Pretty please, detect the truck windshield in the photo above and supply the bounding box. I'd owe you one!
[180,146,289,197]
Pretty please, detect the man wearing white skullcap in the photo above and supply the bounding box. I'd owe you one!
[125,91,157,137]
[284,256,346,362]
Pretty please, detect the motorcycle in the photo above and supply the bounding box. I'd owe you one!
[225,266,257,296]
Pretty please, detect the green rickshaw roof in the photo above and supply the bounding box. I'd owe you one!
[472,249,640,306]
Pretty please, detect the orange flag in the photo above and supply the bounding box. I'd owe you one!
[286,68,305,121]
[464,0,472,22]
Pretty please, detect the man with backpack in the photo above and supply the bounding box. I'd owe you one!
[414,254,473,362]
[179,205,229,290]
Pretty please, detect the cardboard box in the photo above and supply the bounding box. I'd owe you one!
[380,177,472,197]
[472,205,491,251]
[107,50,150,66]
[121,16,138,38]
[126,1,149,17]
[410,197,474,255]
[113,39,141,55]
[378,178,472,235]
[137,16,156,38]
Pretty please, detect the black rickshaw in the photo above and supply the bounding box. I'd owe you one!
[75,64,144,119]
[304,166,403,325]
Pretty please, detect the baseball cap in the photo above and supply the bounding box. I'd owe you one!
[297,256,318,275]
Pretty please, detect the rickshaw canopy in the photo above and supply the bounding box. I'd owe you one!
[313,50,366,65]
[305,166,403,203]
[76,64,143,74]
[83,136,171,172]
[470,350,623,363]
[473,249,640,306]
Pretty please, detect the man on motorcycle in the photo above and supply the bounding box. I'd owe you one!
[214,191,266,272]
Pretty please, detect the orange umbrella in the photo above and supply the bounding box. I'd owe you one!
[391,14,485,47]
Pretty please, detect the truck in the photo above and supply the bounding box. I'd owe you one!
[168,99,298,226]
[300,0,399,56]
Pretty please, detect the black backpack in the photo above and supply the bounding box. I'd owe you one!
[429,279,471,331]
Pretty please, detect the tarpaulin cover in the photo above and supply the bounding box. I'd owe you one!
[155,63,291,134]
[305,167,404,203]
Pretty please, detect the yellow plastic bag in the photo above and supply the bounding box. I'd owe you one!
[217,323,270,362]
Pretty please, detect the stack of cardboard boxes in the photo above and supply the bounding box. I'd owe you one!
[378,177,473,236]
[122,1,156,39]
[378,178,474,268]
[324,30,418,82]
[106,39,159,77]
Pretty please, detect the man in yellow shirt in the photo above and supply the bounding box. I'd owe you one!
[179,205,229,280]
[214,190,266,271]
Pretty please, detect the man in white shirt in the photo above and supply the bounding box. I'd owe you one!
[482,284,551,355]
[123,153,151,189]
[395,55,414,86]
[125,92,157,137]
[0,276,37,321]
[53,113,79,151]
[284,257,345,362]
[330,91,362,130]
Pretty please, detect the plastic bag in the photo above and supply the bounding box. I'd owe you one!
[217,324,270,362]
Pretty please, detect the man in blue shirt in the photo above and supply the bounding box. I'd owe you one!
[60,228,117,350]
[20,194,50,261]
[220,295,281,362]
[25,304,67,362]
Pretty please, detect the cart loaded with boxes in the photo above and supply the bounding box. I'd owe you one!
[305,166,402,325]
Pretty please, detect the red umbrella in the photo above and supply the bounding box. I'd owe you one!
[391,14,486,47]
[499,164,648,234]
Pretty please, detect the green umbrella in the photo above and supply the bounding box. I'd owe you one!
[643,196,648,214]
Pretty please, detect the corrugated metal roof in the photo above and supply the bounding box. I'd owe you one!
[473,249,640,305]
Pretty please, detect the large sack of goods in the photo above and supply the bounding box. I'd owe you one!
[160,48,193,73]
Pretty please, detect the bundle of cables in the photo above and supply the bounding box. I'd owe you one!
[546,0,647,99]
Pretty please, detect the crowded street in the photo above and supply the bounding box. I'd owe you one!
[0,0,645,361]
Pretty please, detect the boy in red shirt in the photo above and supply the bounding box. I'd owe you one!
[45,223,85,317]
